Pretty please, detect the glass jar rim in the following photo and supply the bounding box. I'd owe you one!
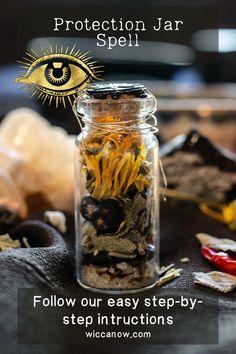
[74,82,157,115]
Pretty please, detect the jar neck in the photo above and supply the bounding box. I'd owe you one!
[83,114,148,132]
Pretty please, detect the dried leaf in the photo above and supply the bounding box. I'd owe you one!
[159,263,175,276]
[196,233,236,252]
[0,234,21,251]
[116,262,135,274]
[108,251,136,259]
[83,235,136,255]
[194,271,236,293]
[157,268,182,287]
[22,237,30,248]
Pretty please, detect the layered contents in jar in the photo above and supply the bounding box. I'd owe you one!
[79,114,157,290]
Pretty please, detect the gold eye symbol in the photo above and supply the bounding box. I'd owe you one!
[45,62,71,86]
[15,45,103,108]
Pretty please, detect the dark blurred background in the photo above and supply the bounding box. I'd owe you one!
[1,0,236,152]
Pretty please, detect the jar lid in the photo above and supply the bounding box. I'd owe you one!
[87,82,148,99]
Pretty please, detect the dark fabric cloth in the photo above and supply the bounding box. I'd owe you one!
[0,207,236,354]
[0,221,73,354]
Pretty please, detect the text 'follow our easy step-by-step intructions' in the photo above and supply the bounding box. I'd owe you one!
[17,288,219,347]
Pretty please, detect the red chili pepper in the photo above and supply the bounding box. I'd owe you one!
[201,245,236,276]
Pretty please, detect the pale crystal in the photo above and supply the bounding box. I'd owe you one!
[0,108,74,212]
[0,170,28,217]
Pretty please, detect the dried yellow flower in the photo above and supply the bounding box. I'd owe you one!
[81,121,152,199]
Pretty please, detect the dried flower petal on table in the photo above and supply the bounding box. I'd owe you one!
[194,271,236,293]
[44,210,67,234]
[0,234,21,251]
[159,263,175,276]
[222,200,236,231]
[157,268,182,287]
[196,233,236,252]
[200,200,236,231]
[22,237,30,248]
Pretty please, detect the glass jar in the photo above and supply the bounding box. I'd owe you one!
[74,83,159,294]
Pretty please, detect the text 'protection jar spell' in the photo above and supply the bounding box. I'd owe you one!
[73,83,159,293]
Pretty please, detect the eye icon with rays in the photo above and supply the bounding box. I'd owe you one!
[15,45,103,108]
